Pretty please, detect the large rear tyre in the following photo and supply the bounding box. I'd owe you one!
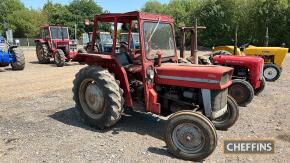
[36,43,50,64]
[73,66,124,129]
[255,77,266,95]
[165,111,217,161]
[11,48,25,70]
[212,96,239,130]
[263,64,281,82]
[54,49,66,67]
[229,79,254,106]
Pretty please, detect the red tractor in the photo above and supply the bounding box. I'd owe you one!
[73,12,239,161]
[179,25,265,106]
[209,55,265,106]
[34,25,79,67]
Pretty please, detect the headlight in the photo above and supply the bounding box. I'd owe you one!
[146,66,154,83]
[220,73,230,85]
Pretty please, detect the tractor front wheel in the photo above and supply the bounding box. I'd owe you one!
[11,48,25,70]
[263,64,281,82]
[255,77,266,95]
[73,66,124,129]
[36,43,50,64]
[229,79,254,106]
[165,111,217,161]
[54,49,66,67]
[212,96,239,130]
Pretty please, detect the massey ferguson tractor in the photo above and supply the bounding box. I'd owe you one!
[73,12,239,161]
[178,25,266,106]
[200,55,265,106]
[34,25,79,67]
[0,35,25,70]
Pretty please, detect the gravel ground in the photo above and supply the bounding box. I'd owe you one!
[0,48,289,162]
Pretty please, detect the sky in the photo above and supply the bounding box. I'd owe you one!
[21,0,170,13]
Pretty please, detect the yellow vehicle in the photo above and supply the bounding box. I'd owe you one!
[213,45,288,81]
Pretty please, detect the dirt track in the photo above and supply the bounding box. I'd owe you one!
[0,48,290,162]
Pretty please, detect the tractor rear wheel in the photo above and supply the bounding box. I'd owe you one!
[73,66,124,129]
[212,95,239,130]
[165,111,217,161]
[11,48,25,70]
[54,49,66,67]
[263,64,281,82]
[229,79,254,106]
[255,77,266,95]
[36,43,50,64]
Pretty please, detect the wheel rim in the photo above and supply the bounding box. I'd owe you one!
[172,123,205,154]
[264,67,278,80]
[229,83,249,104]
[79,79,105,119]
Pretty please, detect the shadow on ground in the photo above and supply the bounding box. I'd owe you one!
[49,107,171,157]
[29,61,81,67]
[49,107,166,140]
[0,68,18,72]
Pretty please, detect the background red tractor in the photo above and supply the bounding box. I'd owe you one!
[34,25,79,67]
[208,55,265,106]
[73,11,239,161]
[179,25,265,106]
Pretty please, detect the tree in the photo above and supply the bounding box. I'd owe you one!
[142,0,165,14]
[42,0,104,39]
[0,0,47,37]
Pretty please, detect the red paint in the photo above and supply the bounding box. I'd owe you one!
[80,11,234,115]
[34,25,79,61]
[213,55,264,89]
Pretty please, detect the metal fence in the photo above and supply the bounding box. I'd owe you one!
[13,38,36,46]
[12,38,87,47]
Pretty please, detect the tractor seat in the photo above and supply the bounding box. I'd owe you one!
[116,52,132,66]
[116,52,142,74]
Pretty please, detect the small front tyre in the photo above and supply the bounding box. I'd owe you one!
[54,49,66,67]
[229,79,254,106]
[165,111,217,161]
[255,77,266,95]
[212,95,239,130]
[263,64,281,82]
